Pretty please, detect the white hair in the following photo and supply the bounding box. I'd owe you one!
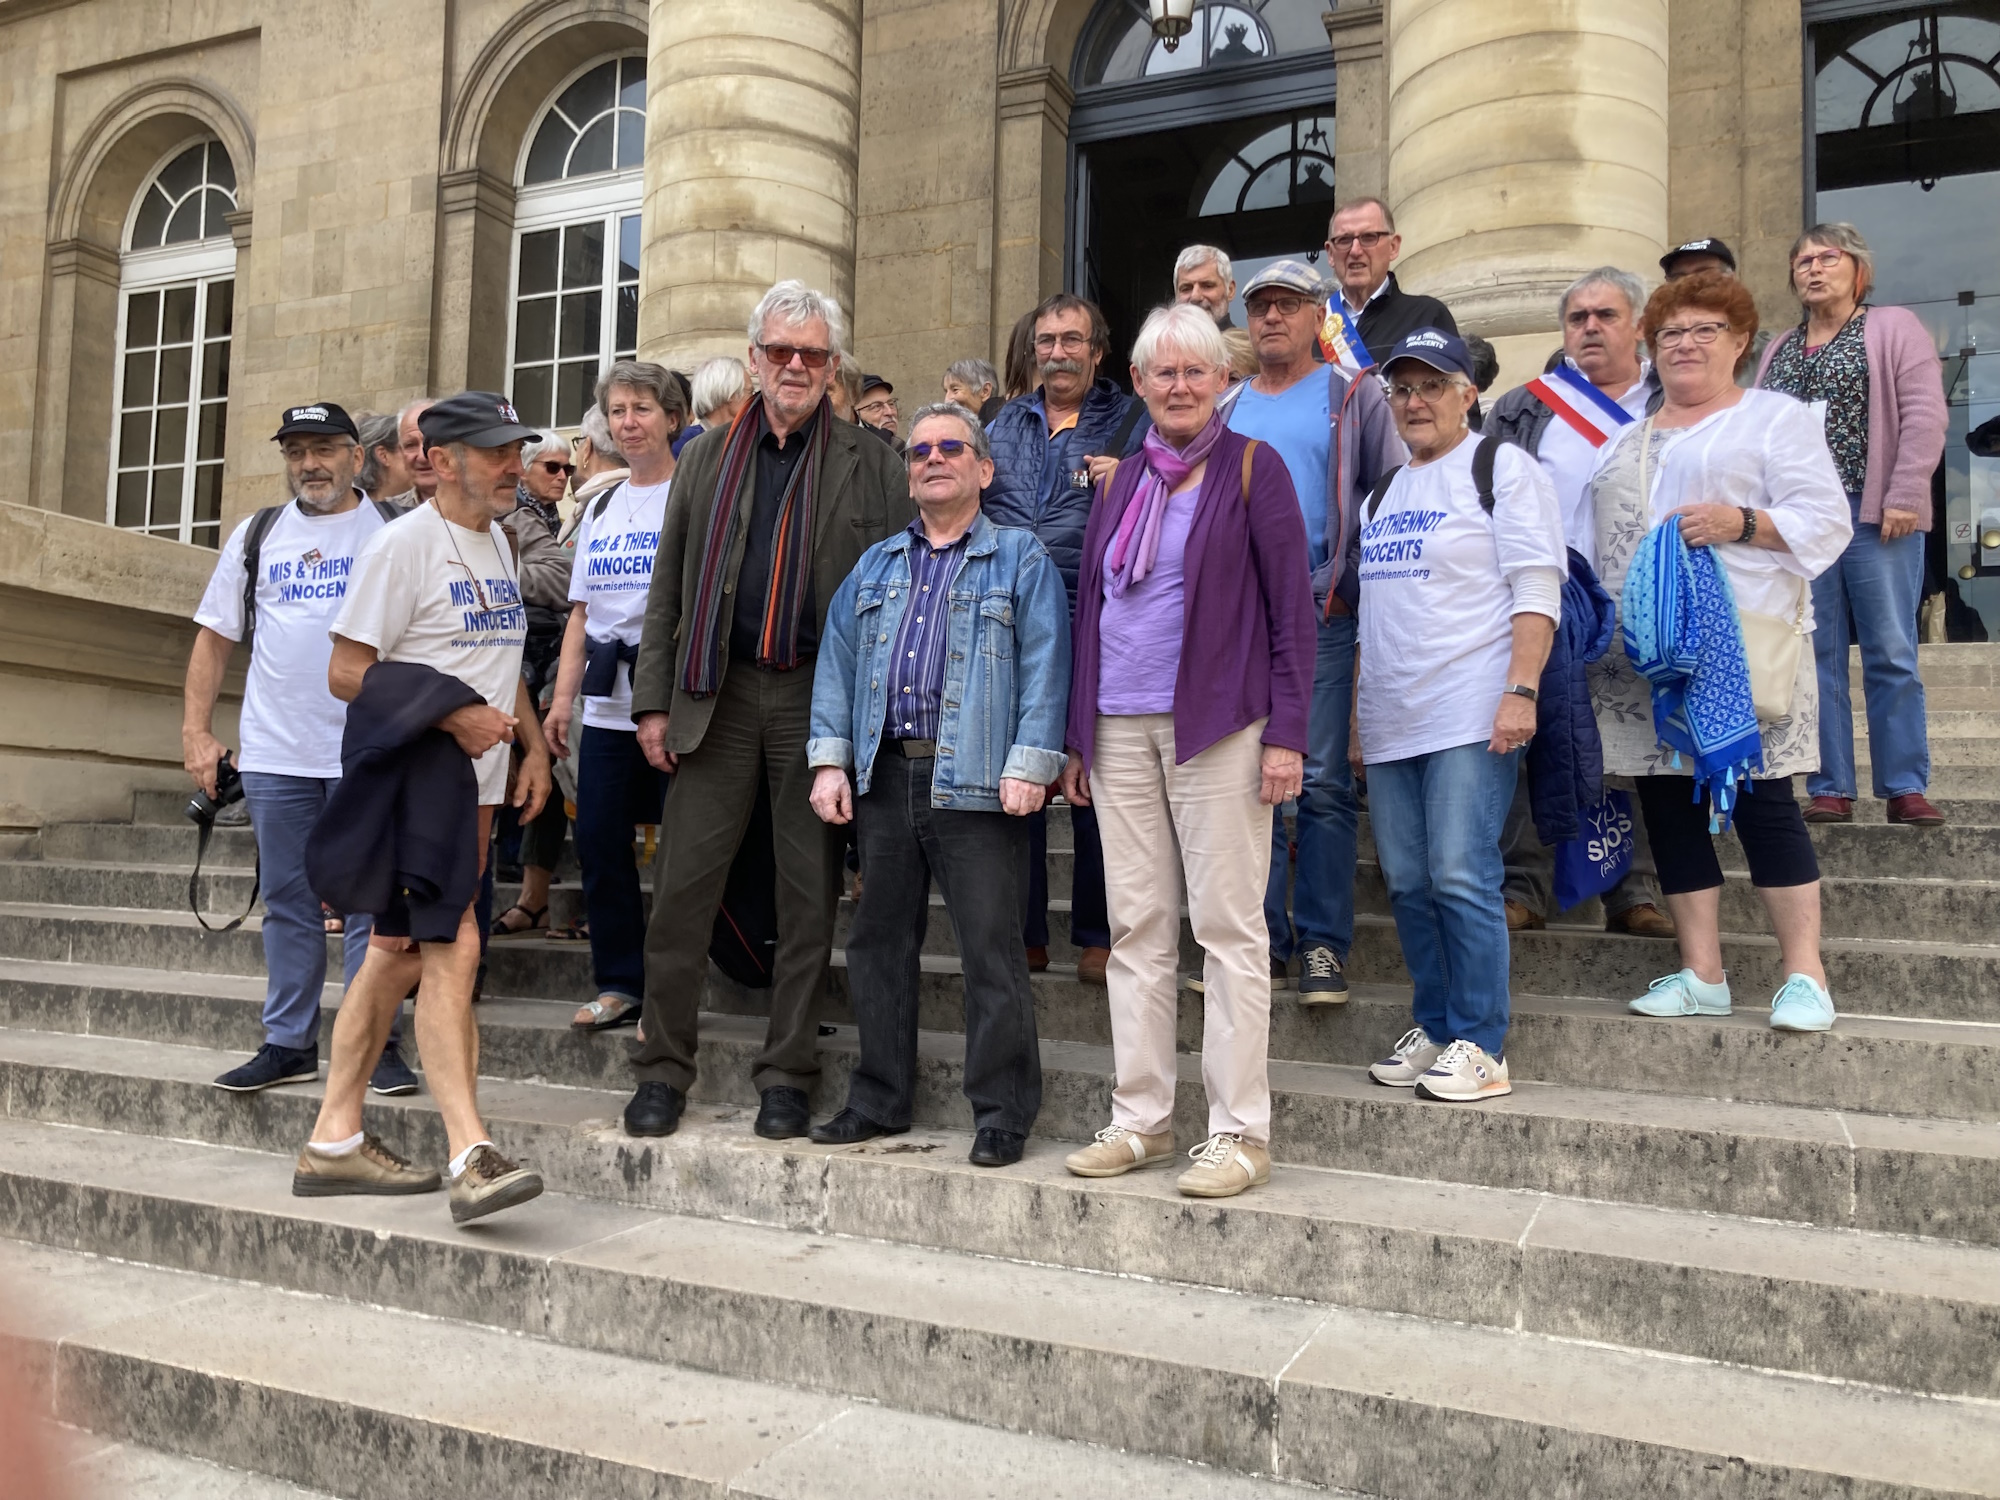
[1130,302,1230,379]
[907,401,991,460]
[577,405,619,460]
[1559,266,1648,322]
[747,279,846,356]
[1174,244,1233,286]
[690,356,749,420]
[521,428,568,465]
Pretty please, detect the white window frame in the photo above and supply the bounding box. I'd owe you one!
[107,136,237,545]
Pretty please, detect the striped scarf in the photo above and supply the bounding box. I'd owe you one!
[680,398,830,697]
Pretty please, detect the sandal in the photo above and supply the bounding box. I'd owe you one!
[572,995,640,1031]
[547,918,590,942]
[490,903,548,938]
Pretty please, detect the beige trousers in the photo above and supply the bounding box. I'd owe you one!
[1090,715,1272,1143]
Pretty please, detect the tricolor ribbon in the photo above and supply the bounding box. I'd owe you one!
[1526,362,1637,447]
[1317,305,1375,374]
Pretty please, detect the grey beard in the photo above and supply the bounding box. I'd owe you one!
[1039,358,1085,382]
[290,481,347,516]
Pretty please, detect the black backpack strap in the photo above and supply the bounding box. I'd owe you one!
[1471,432,1503,514]
[591,480,624,523]
[1364,465,1403,521]
[1103,397,1146,459]
[237,505,284,645]
[371,497,403,523]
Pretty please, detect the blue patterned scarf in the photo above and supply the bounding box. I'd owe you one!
[1621,522,1764,830]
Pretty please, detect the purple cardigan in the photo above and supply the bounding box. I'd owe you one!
[1066,426,1316,772]
[1756,304,1947,529]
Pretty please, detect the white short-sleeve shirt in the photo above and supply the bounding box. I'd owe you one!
[566,478,671,731]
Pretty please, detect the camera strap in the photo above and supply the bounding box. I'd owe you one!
[189,819,260,934]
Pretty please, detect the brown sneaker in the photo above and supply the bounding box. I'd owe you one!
[448,1144,543,1224]
[1076,946,1110,985]
[1177,1133,1270,1199]
[1504,899,1545,932]
[1026,945,1049,973]
[1064,1124,1174,1178]
[1606,902,1677,938]
[292,1134,441,1197]
[1886,793,1945,826]
[1804,796,1853,823]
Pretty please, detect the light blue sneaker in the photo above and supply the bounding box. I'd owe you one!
[1628,969,1733,1017]
[1768,973,1836,1033]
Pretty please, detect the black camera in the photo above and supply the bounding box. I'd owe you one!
[186,751,245,827]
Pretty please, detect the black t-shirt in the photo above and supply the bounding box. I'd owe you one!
[728,408,820,665]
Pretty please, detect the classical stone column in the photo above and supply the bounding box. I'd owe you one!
[640,0,863,369]
[1385,0,1668,372]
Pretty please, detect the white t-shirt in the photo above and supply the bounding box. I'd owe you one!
[566,478,671,731]
[193,497,394,779]
[332,502,527,804]
[1536,375,1653,553]
[1357,438,1565,764]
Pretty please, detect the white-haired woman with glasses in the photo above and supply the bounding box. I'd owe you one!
[1758,222,1948,828]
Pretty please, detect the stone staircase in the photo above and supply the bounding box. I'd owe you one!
[0,645,1997,1498]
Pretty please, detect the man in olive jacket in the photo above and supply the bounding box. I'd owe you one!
[625,281,915,1141]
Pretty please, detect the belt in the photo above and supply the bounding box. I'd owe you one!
[1324,593,1352,618]
[885,738,937,759]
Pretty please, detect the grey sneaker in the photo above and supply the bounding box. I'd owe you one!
[448,1144,543,1224]
[292,1134,440,1197]
[1368,1027,1444,1088]
[1296,943,1348,1004]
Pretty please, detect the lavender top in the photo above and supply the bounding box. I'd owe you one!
[1096,486,1198,715]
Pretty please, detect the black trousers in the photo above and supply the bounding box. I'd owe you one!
[844,750,1042,1136]
[1635,776,1820,894]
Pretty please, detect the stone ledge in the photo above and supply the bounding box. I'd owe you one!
[0,501,217,619]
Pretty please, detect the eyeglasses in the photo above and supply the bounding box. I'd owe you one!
[1328,231,1391,252]
[1144,366,1214,389]
[1246,294,1312,318]
[908,438,974,462]
[1384,375,1462,406]
[856,399,898,417]
[758,342,832,369]
[536,461,575,476]
[1653,320,1731,348]
[1034,332,1093,353]
[1792,250,1845,274]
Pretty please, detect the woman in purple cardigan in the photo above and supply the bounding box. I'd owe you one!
[1056,302,1316,1200]
[1759,223,1948,826]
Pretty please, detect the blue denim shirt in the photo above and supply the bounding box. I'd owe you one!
[809,512,1071,812]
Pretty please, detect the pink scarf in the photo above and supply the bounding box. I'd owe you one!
[1105,411,1223,597]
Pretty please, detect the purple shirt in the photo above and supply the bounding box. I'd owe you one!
[884,520,970,740]
[1096,486,1197,715]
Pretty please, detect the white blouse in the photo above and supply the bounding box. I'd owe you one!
[1614,388,1852,625]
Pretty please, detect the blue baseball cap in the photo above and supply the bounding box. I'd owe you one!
[1382,328,1474,381]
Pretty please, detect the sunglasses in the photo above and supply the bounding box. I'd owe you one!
[758,342,832,369]
[537,461,575,476]
[908,439,974,461]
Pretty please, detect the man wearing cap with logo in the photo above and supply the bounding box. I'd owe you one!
[293,391,554,1224]
[187,402,415,1097]
[854,373,900,444]
[1220,259,1404,1003]
[1484,267,1675,939]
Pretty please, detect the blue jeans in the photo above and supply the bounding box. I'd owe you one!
[239,772,382,1052]
[576,725,669,1001]
[1023,802,1109,952]
[1266,611,1358,961]
[1808,493,1930,800]
[1366,741,1522,1058]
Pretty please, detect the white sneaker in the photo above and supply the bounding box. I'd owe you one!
[1367,1027,1443,1088]
[1414,1040,1512,1101]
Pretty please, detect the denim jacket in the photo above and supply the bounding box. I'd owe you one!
[809,512,1071,812]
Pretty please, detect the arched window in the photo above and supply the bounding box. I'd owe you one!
[509,55,646,427]
[1077,0,1331,86]
[1196,112,1335,216]
[110,137,236,547]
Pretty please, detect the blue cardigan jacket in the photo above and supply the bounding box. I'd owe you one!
[981,377,1144,599]
[1526,548,1617,845]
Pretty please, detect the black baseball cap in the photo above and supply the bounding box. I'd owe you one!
[1660,237,1738,275]
[859,373,894,396]
[1382,327,1475,381]
[272,402,358,442]
[417,391,537,450]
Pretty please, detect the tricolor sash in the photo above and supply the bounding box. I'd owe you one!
[1317,304,1375,374]
[1527,363,1636,447]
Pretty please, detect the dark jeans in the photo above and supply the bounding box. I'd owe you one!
[846,750,1041,1134]
[577,726,669,1001]
[637,665,842,1094]
[1635,776,1819,893]
[1024,802,1109,950]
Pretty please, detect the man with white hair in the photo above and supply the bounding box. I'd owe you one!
[1175,245,1254,378]
[384,399,437,506]
[626,280,915,1142]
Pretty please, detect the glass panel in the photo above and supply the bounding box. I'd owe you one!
[619,214,641,281]
[193,464,224,523]
[515,296,556,361]
[512,364,554,427]
[191,524,220,550]
[207,143,236,193]
[1081,0,1328,86]
[115,471,147,528]
[1240,160,1291,211]
[150,467,185,528]
[157,143,205,200]
[125,291,160,347]
[205,279,234,338]
[619,55,647,111]
[197,400,227,461]
[523,115,573,185]
[517,230,559,295]
[161,286,197,345]
[558,291,602,357]
[200,189,234,239]
[616,285,638,356]
[200,340,230,400]
[1206,5,1271,65]
[164,197,204,245]
[157,345,192,404]
[568,116,615,177]
[616,109,644,170]
[555,61,617,129]
[119,410,151,464]
[556,361,596,426]
[562,221,605,288]
[152,406,188,465]
[122,350,155,406]
[131,187,171,250]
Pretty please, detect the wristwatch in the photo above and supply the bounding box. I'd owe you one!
[1502,684,1539,703]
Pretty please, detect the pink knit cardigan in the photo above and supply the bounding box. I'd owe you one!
[1756,304,1948,531]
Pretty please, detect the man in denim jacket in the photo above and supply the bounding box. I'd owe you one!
[806,402,1071,1167]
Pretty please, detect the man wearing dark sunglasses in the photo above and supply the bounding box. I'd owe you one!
[624,279,914,1144]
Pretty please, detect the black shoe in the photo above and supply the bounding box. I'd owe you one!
[369,1042,420,1097]
[808,1107,906,1146]
[624,1081,683,1137]
[969,1128,1025,1167]
[1296,942,1349,1005]
[755,1085,813,1140]
[213,1042,318,1092]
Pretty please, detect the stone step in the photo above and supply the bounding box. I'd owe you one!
[0,1238,1304,1500]
[3,1017,1995,1243]
[3,1119,1999,1481]
[48,1425,339,1500]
